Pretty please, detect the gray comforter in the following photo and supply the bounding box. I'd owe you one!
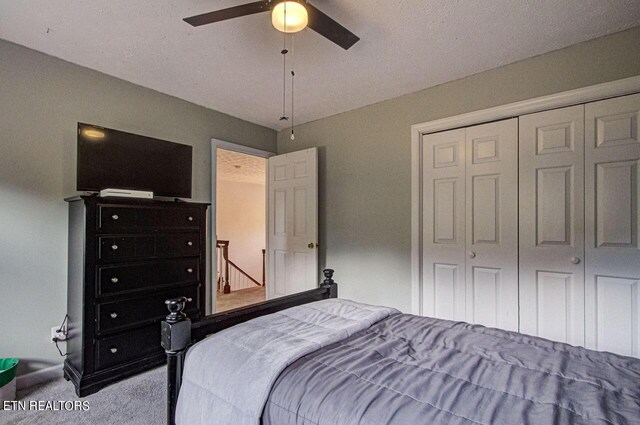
[263,314,640,425]
[175,299,398,425]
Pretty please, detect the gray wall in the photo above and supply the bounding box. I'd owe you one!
[277,26,640,313]
[0,39,276,375]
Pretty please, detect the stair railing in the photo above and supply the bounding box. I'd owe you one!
[216,240,264,294]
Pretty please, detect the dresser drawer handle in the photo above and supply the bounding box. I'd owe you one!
[110,347,118,354]
[111,277,119,283]
[110,312,118,319]
[111,244,118,251]
[188,216,194,222]
[187,241,193,246]
[112,214,119,220]
[187,268,194,273]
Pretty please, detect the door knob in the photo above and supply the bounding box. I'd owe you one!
[468,251,476,259]
[571,256,581,264]
[308,243,316,249]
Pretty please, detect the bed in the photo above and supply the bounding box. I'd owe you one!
[160,270,640,425]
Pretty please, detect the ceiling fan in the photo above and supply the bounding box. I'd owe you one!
[183,0,360,50]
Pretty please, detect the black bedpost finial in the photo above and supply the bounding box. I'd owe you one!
[165,297,191,324]
[321,269,338,298]
[322,269,335,287]
[162,297,192,425]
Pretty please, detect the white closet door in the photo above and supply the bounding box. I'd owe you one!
[422,129,467,320]
[518,105,585,345]
[464,119,519,331]
[585,93,640,357]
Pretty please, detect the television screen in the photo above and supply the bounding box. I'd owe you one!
[77,123,193,198]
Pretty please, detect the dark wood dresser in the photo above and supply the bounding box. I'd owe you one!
[63,196,208,396]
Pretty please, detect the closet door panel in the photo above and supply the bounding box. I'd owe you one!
[585,93,640,357]
[422,129,467,320]
[465,118,518,331]
[518,105,585,346]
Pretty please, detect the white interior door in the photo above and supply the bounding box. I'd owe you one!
[464,119,519,331]
[266,148,318,299]
[585,93,640,357]
[422,129,467,320]
[518,105,586,345]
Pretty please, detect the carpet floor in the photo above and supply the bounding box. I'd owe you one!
[2,367,165,425]
[216,286,265,312]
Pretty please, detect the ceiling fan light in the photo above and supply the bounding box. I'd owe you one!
[272,1,308,33]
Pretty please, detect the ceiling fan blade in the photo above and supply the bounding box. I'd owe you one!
[305,2,360,50]
[184,1,271,27]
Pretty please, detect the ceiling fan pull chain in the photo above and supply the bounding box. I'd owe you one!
[283,5,286,118]
[291,34,295,140]
[279,10,289,122]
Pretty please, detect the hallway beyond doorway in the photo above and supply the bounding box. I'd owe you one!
[216,286,266,312]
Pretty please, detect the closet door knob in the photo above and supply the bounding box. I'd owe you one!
[468,251,476,259]
[112,214,119,220]
[571,257,581,264]
[111,277,119,283]
[110,312,118,319]
[110,347,118,354]
[187,241,193,246]
[186,268,193,274]
[188,216,194,222]
[111,244,118,251]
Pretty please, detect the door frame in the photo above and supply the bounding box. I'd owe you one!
[411,75,640,315]
[210,139,276,313]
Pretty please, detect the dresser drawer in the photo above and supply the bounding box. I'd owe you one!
[96,285,199,334]
[156,233,200,257]
[145,207,201,228]
[98,206,139,231]
[95,324,162,371]
[99,236,153,260]
[98,205,200,232]
[98,233,200,261]
[97,259,199,296]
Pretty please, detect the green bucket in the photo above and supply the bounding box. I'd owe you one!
[0,358,18,401]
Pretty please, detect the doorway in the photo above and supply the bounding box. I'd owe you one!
[211,140,274,313]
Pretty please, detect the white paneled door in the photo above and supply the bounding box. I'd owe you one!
[422,119,518,330]
[422,129,467,321]
[519,105,586,346]
[585,93,640,357]
[266,148,318,299]
[465,119,519,331]
[418,91,640,358]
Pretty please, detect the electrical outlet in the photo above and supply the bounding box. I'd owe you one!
[51,325,67,343]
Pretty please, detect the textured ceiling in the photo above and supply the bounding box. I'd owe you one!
[1,1,639,130]
[217,148,266,185]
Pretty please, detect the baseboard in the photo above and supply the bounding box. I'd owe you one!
[16,363,64,390]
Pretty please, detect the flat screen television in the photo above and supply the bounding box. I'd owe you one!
[77,123,193,198]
